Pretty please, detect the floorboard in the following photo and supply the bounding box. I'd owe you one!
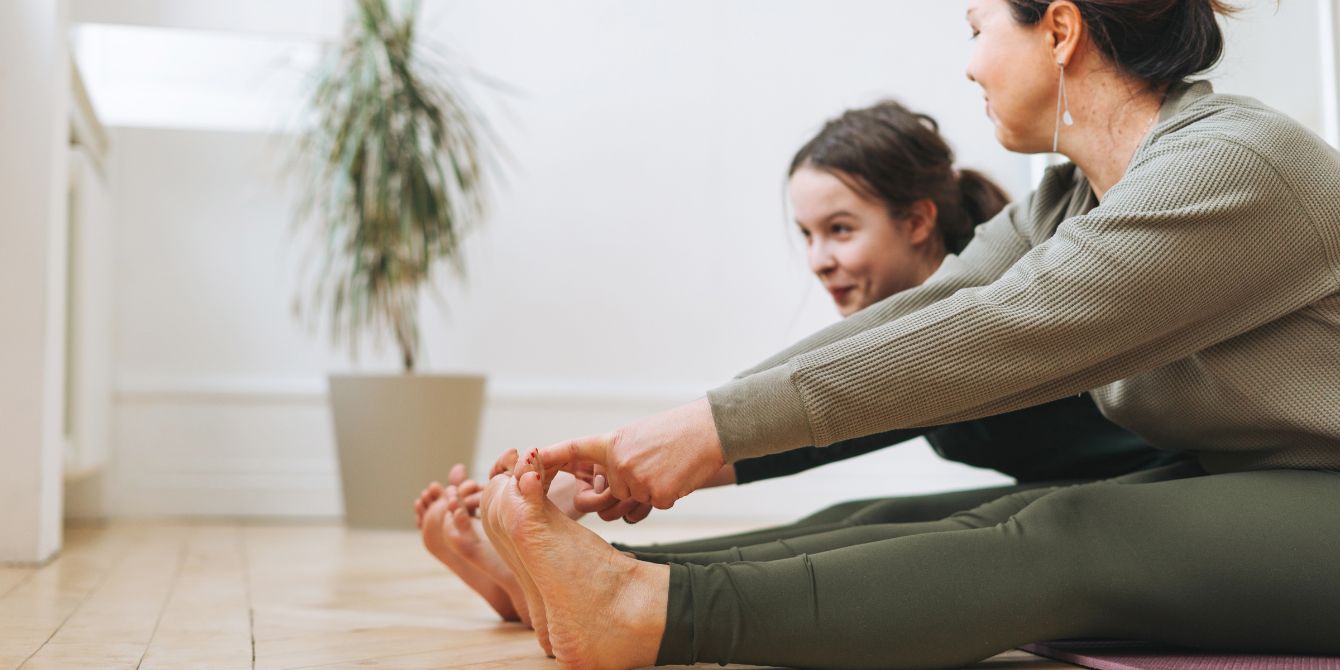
[0,521,1078,670]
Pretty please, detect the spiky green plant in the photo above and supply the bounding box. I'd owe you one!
[294,0,491,372]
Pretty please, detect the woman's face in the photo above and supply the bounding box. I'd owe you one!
[965,0,1058,153]
[789,166,931,317]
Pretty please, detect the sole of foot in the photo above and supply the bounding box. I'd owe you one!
[482,472,555,658]
[444,482,533,627]
[420,493,520,623]
[490,470,667,670]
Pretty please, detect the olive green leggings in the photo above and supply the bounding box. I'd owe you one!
[617,479,1075,560]
[649,463,1340,669]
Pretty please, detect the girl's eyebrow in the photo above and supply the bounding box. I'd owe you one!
[820,210,857,223]
[798,211,858,229]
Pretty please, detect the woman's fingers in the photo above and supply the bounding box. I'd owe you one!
[526,398,724,511]
[536,433,619,493]
[536,433,613,470]
[596,497,643,523]
[623,502,654,524]
[572,482,616,514]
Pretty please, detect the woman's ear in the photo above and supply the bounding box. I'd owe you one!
[1044,0,1085,66]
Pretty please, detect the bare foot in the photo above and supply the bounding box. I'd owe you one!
[457,471,587,522]
[413,465,467,528]
[485,470,667,670]
[481,480,554,657]
[443,482,533,627]
[420,491,520,623]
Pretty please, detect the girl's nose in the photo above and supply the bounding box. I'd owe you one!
[809,242,837,275]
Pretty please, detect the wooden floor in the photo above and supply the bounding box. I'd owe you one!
[0,520,1078,669]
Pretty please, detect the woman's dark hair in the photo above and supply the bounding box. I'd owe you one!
[1004,0,1241,89]
[789,100,1010,255]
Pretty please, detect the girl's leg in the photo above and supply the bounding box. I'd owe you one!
[842,480,1068,524]
[630,459,1203,563]
[658,468,1340,669]
[633,484,1061,564]
[617,483,1053,557]
[612,497,882,555]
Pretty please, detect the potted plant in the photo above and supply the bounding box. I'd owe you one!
[292,0,495,528]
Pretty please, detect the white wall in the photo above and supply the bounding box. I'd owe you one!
[0,0,71,562]
[70,0,344,41]
[90,0,1339,522]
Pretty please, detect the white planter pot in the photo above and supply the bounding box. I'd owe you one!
[328,373,486,529]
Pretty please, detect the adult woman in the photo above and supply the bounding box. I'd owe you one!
[415,100,1175,621]
[483,0,1340,668]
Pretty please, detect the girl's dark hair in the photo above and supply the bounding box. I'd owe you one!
[1004,0,1241,89]
[789,100,1010,255]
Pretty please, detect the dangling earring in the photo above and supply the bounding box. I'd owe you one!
[1053,60,1074,153]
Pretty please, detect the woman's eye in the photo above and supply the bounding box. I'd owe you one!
[831,224,852,235]
[969,29,980,40]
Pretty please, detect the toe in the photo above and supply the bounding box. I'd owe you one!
[517,470,545,500]
[421,483,444,510]
[458,479,482,497]
[452,507,473,533]
[422,498,449,532]
[463,491,483,516]
[480,474,507,522]
[449,463,467,486]
[491,449,519,478]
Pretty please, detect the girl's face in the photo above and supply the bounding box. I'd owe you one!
[965,0,1058,153]
[789,166,932,317]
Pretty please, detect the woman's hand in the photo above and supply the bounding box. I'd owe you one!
[573,463,736,523]
[531,398,726,510]
[572,473,655,523]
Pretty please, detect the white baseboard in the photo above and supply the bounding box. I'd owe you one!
[106,376,1011,520]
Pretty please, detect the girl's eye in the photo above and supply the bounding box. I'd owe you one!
[969,29,980,40]
[831,223,852,235]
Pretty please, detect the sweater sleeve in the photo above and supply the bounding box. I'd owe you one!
[708,136,1338,461]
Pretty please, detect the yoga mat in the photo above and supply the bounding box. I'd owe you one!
[1020,640,1340,670]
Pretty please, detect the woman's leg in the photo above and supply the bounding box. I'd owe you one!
[656,468,1340,669]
